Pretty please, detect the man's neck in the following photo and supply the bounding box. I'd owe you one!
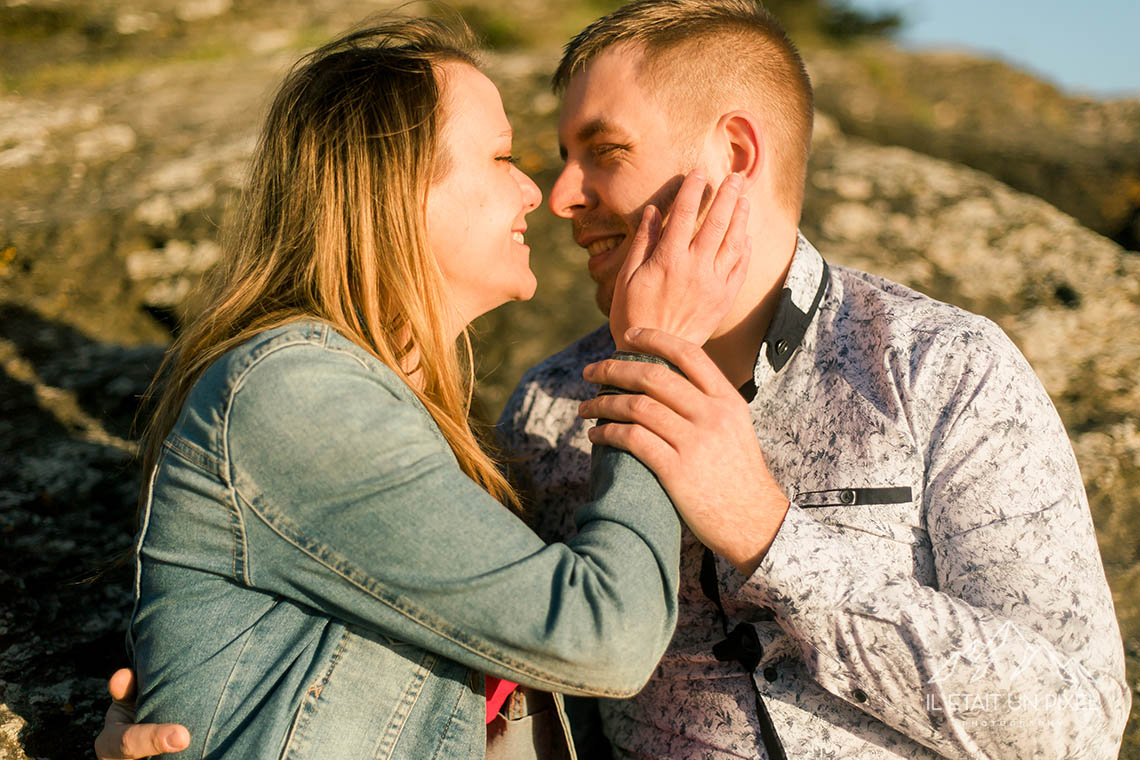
[702,227,797,388]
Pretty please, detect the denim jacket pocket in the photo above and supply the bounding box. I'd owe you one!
[280,626,455,760]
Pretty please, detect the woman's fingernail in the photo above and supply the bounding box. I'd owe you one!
[728,172,743,188]
[625,327,642,341]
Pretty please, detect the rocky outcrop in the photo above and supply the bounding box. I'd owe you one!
[808,43,1140,251]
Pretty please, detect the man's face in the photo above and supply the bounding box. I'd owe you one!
[550,46,696,315]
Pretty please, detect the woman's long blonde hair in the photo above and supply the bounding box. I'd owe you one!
[138,16,520,510]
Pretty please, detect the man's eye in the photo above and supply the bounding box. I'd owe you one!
[496,155,521,165]
[592,143,628,161]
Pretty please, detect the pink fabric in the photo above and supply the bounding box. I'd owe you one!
[484,676,518,723]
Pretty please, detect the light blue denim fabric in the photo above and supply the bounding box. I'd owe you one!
[128,321,681,760]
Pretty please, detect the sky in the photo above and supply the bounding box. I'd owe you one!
[845,0,1140,98]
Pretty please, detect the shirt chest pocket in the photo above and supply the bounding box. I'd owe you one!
[794,486,935,583]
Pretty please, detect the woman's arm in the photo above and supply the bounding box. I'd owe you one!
[207,339,681,695]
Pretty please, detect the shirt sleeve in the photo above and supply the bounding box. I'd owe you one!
[225,341,681,698]
[732,323,1130,758]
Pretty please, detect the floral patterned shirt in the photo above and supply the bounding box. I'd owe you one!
[497,235,1130,759]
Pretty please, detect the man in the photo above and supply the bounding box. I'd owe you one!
[497,0,1129,757]
[98,1,1129,758]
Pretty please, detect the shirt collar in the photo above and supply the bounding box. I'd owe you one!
[757,233,830,375]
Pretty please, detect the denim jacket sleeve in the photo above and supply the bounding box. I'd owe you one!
[220,337,681,698]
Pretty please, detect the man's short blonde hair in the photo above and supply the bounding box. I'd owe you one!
[553,0,813,215]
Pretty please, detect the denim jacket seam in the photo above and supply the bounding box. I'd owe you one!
[220,333,342,587]
[280,626,353,758]
[127,462,162,661]
[155,439,249,585]
[163,434,222,475]
[239,490,641,697]
[371,649,439,760]
[201,625,259,754]
[425,662,476,760]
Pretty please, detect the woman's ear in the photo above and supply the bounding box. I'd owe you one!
[716,110,764,188]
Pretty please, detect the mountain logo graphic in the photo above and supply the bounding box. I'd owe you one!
[926,622,1092,685]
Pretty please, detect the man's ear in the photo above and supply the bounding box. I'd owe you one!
[716,110,764,188]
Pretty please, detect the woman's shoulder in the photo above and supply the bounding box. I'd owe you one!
[174,321,429,454]
[200,320,412,401]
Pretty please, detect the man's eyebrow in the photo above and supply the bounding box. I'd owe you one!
[558,118,626,160]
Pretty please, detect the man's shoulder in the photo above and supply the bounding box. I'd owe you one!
[497,324,612,436]
[521,323,614,385]
[828,264,1010,359]
[509,324,613,404]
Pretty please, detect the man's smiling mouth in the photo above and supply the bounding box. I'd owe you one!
[586,236,624,256]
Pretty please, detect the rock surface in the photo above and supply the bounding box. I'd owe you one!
[809,43,1140,251]
[1,2,1138,757]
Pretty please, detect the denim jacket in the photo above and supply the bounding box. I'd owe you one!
[128,321,681,760]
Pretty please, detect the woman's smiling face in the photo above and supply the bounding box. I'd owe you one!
[425,62,543,332]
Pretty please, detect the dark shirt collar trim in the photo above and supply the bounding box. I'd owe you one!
[761,234,831,373]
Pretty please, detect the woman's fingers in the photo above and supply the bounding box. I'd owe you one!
[617,204,660,284]
[714,195,750,279]
[691,173,744,266]
[655,170,707,254]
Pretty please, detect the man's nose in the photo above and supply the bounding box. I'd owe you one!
[549,162,590,219]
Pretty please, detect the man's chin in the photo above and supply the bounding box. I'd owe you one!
[594,284,615,318]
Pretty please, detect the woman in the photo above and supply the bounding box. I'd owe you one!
[108,13,750,760]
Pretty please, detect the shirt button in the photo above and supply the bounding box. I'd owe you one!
[775,339,789,355]
[840,489,856,505]
[853,688,868,703]
[763,666,778,682]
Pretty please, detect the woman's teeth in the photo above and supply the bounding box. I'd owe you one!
[512,232,525,244]
[587,236,623,256]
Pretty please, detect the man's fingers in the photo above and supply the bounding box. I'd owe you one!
[582,359,704,420]
[96,669,191,759]
[691,173,744,260]
[107,668,136,703]
[95,721,190,759]
[587,420,677,477]
[620,329,734,396]
[579,391,688,447]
